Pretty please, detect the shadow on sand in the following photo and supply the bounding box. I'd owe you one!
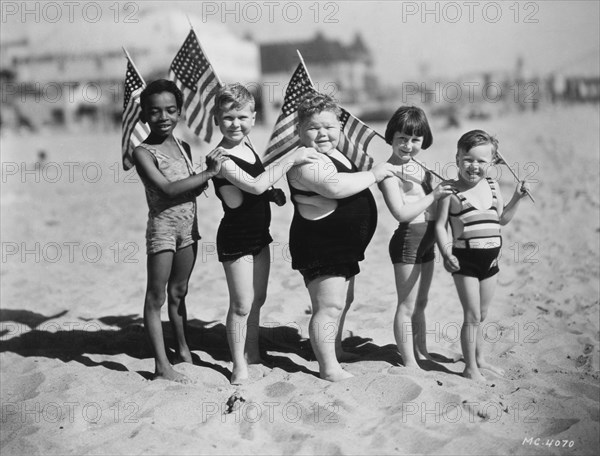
[0,309,459,380]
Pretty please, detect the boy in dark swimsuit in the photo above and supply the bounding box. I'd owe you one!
[210,84,318,384]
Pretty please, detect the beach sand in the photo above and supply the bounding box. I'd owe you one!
[1,105,599,455]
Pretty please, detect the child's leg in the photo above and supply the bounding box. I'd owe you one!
[413,260,434,360]
[475,276,504,376]
[166,243,197,364]
[392,263,422,368]
[223,253,262,384]
[335,277,360,361]
[144,251,189,383]
[245,246,270,364]
[307,276,353,382]
[453,274,486,381]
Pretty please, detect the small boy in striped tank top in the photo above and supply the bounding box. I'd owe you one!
[435,130,530,382]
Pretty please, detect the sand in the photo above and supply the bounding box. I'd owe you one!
[1,104,599,455]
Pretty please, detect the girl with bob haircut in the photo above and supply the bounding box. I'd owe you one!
[379,106,454,369]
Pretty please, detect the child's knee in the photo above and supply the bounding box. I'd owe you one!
[317,299,345,317]
[397,299,416,315]
[145,288,166,308]
[167,282,188,301]
[414,296,428,310]
[230,299,253,317]
[254,291,267,307]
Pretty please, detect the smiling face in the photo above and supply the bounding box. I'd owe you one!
[144,91,180,137]
[392,130,424,162]
[216,102,256,146]
[457,143,495,185]
[298,110,341,154]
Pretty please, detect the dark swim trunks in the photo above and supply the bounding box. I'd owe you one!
[389,221,436,264]
[452,246,500,281]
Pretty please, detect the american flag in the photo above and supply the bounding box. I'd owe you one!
[262,63,316,166]
[337,108,376,171]
[121,60,150,170]
[263,61,375,170]
[169,30,219,142]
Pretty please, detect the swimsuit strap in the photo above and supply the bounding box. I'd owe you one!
[486,177,501,212]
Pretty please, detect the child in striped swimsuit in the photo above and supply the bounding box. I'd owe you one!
[435,130,530,382]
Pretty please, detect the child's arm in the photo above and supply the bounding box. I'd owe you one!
[290,157,398,199]
[378,177,453,223]
[500,180,530,225]
[133,147,225,198]
[435,194,460,273]
[217,146,319,195]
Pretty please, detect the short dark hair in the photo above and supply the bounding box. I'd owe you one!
[140,79,183,112]
[385,106,433,149]
[214,83,255,117]
[297,92,341,125]
[457,129,499,157]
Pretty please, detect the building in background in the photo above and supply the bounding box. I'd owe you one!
[1,9,260,133]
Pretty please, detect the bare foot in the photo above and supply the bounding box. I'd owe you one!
[402,359,422,369]
[462,367,486,382]
[320,368,354,382]
[230,364,249,385]
[154,366,191,384]
[478,360,505,377]
[173,349,193,364]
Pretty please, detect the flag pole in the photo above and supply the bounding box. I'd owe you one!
[357,118,444,180]
[495,150,535,203]
[186,18,223,87]
[121,47,146,85]
[296,50,316,88]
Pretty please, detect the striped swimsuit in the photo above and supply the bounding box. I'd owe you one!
[449,178,502,280]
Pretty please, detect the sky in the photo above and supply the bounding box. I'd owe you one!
[174,0,600,80]
[2,0,599,84]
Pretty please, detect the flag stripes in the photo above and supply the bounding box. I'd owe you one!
[121,60,150,170]
[263,60,376,171]
[263,63,316,166]
[168,30,219,143]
